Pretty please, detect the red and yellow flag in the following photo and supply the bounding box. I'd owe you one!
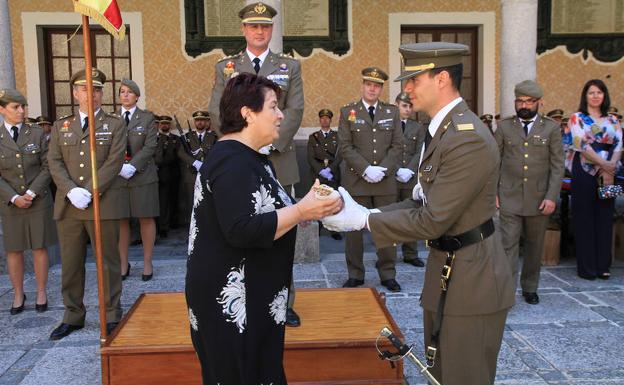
[73,0,125,40]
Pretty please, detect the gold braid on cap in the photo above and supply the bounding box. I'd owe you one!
[254,3,266,14]
[404,63,436,72]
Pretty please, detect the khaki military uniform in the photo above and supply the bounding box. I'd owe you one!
[116,108,159,218]
[154,132,179,234]
[495,115,564,292]
[338,100,403,280]
[209,51,304,186]
[48,110,126,326]
[306,129,341,188]
[177,130,217,224]
[368,101,515,384]
[0,123,57,251]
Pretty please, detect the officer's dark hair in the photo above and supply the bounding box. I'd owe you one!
[428,63,463,91]
[578,79,610,117]
[220,73,282,135]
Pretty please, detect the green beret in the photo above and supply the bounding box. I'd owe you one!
[0,89,27,106]
[71,67,107,88]
[239,2,277,24]
[395,92,412,105]
[514,80,543,99]
[318,109,333,118]
[395,42,469,82]
[361,67,388,84]
[192,111,210,120]
[120,78,141,96]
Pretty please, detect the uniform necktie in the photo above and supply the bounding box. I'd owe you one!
[368,106,375,122]
[198,133,203,143]
[253,57,261,74]
[401,120,406,133]
[10,126,18,142]
[424,130,432,151]
[124,111,130,126]
[82,117,88,132]
[522,120,531,136]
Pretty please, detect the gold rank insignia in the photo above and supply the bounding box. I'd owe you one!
[255,3,266,14]
[457,123,474,131]
[224,61,235,76]
[348,109,356,122]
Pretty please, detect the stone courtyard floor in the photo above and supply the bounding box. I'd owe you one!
[0,229,623,384]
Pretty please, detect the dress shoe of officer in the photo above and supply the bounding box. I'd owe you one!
[10,294,26,315]
[106,322,119,335]
[381,279,402,292]
[522,291,539,305]
[285,308,301,327]
[404,257,425,267]
[49,323,84,340]
[342,278,364,288]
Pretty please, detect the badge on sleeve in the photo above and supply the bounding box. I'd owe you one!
[223,61,235,76]
[61,120,70,132]
[348,109,356,122]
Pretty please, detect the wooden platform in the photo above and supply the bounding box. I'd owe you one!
[101,288,404,385]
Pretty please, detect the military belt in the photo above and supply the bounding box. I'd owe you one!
[427,218,495,252]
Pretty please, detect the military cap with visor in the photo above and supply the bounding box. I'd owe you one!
[514,80,543,99]
[480,114,493,123]
[159,115,173,123]
[70,67,107,88]
[192,111,210,120]
[361,67,388,84]
[546,109,564,119]
[120,78,141,96]
[318,109,333,119]
[239,2,277,24]
[0,89,28,106]
[36,115,52,125]
[395,42,469,82]
[395,92,412,105]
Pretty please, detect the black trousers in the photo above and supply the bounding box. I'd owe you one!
[571,153,614,278]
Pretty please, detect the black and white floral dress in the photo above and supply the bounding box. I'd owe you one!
[185,139,296,385]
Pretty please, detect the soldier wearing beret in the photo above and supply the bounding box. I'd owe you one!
[177,111,217,228]
[115,78,159,281]
[338,67,403,292]
[47,68,126,340]
[495,80,564,305]
[154,115,179,238]
[0,89,57,315]
[393,92,426,267]
[323,42,514,385]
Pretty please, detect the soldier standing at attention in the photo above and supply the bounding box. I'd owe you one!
[323,42,515,385]
[208,2,305,327]
[177,111,217,228]
[116,79,159,282]
[338,67,403,292]
[35,115,53,141]
[47,68,126,340]
[495,80,564,305]
[0,89,57,315]
[307,108,342,240]
[395,92,426,267]
[154,115,179,239]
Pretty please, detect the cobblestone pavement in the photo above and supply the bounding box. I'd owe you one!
[0,229,623,384]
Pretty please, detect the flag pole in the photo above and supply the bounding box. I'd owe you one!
[81,14,109,343]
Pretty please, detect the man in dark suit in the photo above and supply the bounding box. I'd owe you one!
[154,115,179,239]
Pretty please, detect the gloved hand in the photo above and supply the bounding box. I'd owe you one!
[258,145,272,155]
[192,160,203,172]
[319,167,334,181]
[321,187,370,232]
[363,165,387,183]
[67,187,92,210]
[119,163,136,179]
[396,168,415,183]
[412,182,425,202]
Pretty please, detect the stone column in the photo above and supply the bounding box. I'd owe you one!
[0,0,16,90]
[246,0,283,53]
[500,0,538,117]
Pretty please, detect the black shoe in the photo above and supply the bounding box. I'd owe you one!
[330,232,343,240]
[342,278,364,288]
[121,263,131,281]
[106,322,119,335]
[598,272,611,280]
[10,294,26,315]
[578,272,596,281]
[35,300,48,313]
[49,323,83,340]
[404,257,425,267]
[142,273,153,281]
[522,291,539,305]
[285,308,301,327]
[381,279,402,292]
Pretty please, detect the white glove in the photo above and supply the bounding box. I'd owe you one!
[119,163,136,179]
[67,187,92,210]
[319,167,334,180]
[396,168,415,183]
[321,187,370,232]
[193,160,203,172]
[364,166,387,183]
[412,182,426,202]
[258,145,272,155]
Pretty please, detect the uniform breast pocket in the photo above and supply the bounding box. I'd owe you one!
[22,146,42,167]
[531,137,549,146]
[0,151,17,170]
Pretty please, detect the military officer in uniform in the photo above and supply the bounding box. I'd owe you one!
[323,42,515,385]
[395,92,426,267]
[177,111,217,227]
[307,108,342,240]
[154,115,179,239]
[208,1,305,327]
[35,115,53,140]
[546,109,564,124]
[609,106,623,122]
[116,79,159,281]
[338,67,403,292]
[480,113,494,133]
[495,80,564,305]
[47,68,126,340]
[0,89,57,314]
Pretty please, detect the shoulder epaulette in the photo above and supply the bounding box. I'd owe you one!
[499,115,515,121]
[55,114,73,122]
[279,52,295,59]
[343,101,357,108]
[541,114,557,123]
[106,112,122,119]
[450,112,477,132]
[218,52,242,63]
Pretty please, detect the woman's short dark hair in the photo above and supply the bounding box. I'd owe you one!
[578,79,610,117]
[219,73,282,134]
